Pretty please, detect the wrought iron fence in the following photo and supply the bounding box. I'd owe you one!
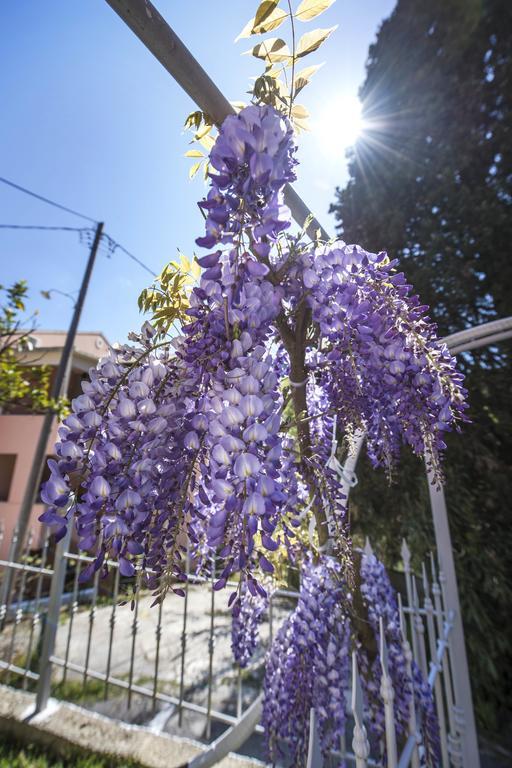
[0,522,460,767]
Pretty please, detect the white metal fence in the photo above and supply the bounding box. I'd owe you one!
[0,520,465,767]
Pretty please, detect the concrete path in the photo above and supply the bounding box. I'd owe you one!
[0,683,265,768]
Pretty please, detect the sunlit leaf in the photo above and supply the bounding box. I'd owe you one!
[291,103,311,131]
[199,134,215,151]
[184,111,202,130]
[291,103,310,119]
[295,26,337,58]
[293,62,323,95]
[235,16,256,41]
[184,149,204,158]
[190,259,201,280]
[293,117,310,131]
[265,64,282,77]
[247,37,292,63]
[295,0,335,22]
[253,7,288,34]
[189,161,202,179]
[254,0,281,28]
[230,101,247,113]
[194,123,212,140]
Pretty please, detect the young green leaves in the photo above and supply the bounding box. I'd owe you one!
[295,0,336,22]
[183,111,215,180]
[138,254,201,336]
[236,0,337,131]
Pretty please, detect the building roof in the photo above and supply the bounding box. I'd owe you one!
[14,330,110,367]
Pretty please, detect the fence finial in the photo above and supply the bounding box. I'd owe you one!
[379,617,398,767]
[401,538,411,570]
[363,537,373,557]
[351,651,370,768]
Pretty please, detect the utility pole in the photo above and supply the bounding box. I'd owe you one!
[8,221,104,569]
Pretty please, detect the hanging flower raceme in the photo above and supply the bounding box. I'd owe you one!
[40,105,299,596]
[359,551,441,765]
[262,556,351,766]
[197,104,297,253]
[231,583,268,668]
[39,323,212,587]
[291,241,468,479]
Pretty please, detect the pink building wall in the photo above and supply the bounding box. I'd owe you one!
[0,415,59,559]
[0,331,109,560]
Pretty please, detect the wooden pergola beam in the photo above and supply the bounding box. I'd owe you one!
[105,0,330,243]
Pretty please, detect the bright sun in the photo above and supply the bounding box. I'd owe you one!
[314,95,364,152]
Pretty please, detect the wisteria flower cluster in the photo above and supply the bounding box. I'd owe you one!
[262,552,441,767]
[40,102,459,764]
[231,584,268,668]
[41,105,300,597]
[293,242,468,478]
[262,556,351,765]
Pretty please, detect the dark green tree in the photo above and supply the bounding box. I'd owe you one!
[331,0,512,732]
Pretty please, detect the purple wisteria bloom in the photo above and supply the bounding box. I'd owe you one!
[262,556,351,765]
[38,105,461,765]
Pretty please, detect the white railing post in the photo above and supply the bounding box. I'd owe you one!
[412,578,428,679]
[306,708,323,768]
[351,651,370,768]
[398,594,420,768]
[379,617,398,768]
[401,539,420,665]
[425,468,480,767]
[34,524,72,714]
[422,563,450,768]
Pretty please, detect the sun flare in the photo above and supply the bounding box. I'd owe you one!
[314,94,364,152]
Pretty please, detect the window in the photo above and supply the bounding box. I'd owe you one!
[0,454,16,502]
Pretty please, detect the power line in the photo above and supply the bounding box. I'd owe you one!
[0,222,158,279]
[0,176,98,224]
[104,235,157,278]
[0,175,159,278]
[0,224,87,232]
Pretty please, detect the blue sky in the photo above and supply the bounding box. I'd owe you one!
[0,0,395,344]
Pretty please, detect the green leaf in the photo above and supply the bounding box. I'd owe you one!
[184,149,204,158]
[235,17,256,42]
[189,161,202,179]
[198,134,215,151]
[254,0,281,28]
[291,103,310,131]
[253,7,288,34]
[184,111,202,130]
[295,0,335,22]
[295,25,337,58]
[293,62,323,95]
[248,37,292,63]
[291,103,309,118]
[194,122,212,140]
